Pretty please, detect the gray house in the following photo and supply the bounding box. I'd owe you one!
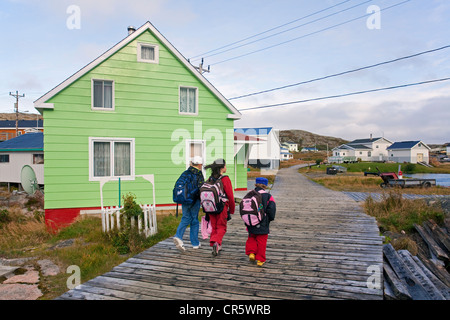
[387,141,430,164]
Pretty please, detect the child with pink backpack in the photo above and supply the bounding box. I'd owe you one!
[239,177,276,266]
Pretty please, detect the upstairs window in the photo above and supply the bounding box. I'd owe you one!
[137,43,159,64]
[179,86,198,115]
[92,79,114,110]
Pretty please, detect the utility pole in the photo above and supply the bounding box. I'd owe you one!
[9,90,25,137]
[188,58,210,74]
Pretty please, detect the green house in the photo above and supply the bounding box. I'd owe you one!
[34,22,243,228]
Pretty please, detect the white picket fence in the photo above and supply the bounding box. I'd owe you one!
[101,204,157,237]
[98,174,157,238]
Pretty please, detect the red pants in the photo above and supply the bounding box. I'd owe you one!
[209,205,229,246]
[245,234,268,262]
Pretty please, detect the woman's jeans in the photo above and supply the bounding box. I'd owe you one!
[175,199,201,246]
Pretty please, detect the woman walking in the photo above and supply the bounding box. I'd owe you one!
[203,159,234,256]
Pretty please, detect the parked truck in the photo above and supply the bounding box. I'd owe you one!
[364,167,436,188]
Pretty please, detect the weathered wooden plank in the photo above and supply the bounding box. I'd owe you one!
[398,250,446,300]
[414,224,449,262]
[411,255,450,299]
[383,258,412,300]
[424,220,450,254]
[383,244,432,300]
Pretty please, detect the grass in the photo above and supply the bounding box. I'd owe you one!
[363,190,445,234]
[299,161,450,174]
[0,204,181,300]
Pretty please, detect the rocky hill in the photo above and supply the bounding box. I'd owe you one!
[279,129,348,151]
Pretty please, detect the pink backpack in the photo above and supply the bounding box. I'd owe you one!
[239,189,266,227]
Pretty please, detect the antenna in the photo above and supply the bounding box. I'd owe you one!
[20,165,40,195]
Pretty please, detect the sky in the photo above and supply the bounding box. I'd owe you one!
[0,0,449,144]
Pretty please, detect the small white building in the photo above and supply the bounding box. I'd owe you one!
[387,141,430,164]
[0,132,44,186]
[282,141,298,152]
[330,137,392,163]
[234,127,281,170]
[446,142,450,156]
[280,147,293,161]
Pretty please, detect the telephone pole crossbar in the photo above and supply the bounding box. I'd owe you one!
[9,90,25,137]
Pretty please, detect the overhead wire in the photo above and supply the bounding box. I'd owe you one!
[229,44,450,100]
[237,77,450,111]
[189,0,353,61]
[191,0,372,62]
[210,0,411,66]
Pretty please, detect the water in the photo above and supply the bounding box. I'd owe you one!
[404,173,450,187]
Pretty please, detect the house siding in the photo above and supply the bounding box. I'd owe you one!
[42,30,235,212]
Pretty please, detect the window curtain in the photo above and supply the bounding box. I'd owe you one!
[103,81,113,108]
[114,142,131,176]
[180,87,188,113]
[93,81,103,108]
[141,46,155,61]
[188,88,196,113]
[94,142,110,176]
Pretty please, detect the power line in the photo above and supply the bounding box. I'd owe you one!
[194,0,372,62]
[211,0,411,66]
[189,0,355,61]
[229,44,450,100]
[238,77,450,111]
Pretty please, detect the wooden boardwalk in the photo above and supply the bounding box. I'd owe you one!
[58,165,384,300]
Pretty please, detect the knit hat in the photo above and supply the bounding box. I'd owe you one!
[255,177,268,186]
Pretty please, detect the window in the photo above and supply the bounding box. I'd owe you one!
[0,154,9,163]
[92,79,114,110]
[89,138,134,180]
[33,154,44,164]
[137,42,159,64]
[179,87,198,115]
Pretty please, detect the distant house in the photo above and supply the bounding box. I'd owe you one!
[330,137,392,163]
[0,119,43,141]
[280,147,293,161]
[234,127,281,170]
[33,22,241,228]
[446,143,450,156]
[282,141,298,152]
[0,132,44,187]
[387,141,430,164]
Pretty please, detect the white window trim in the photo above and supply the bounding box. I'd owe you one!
[179,86,199,116]
[89,137,135,181]
[91,79,115,111]
[137,42,159,64]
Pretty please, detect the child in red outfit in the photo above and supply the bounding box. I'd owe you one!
[245,177,276,266]
[204,159,235,256]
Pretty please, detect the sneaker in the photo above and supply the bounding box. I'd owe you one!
[248,253,256,262]
[173,237,185,252]
[212,242,220,256]
[257,260,265,267]
[192,243,201,249]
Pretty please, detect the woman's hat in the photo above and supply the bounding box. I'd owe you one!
[255,177,269,186]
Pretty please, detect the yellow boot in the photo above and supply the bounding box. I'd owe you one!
[257,260,265,267]
[248,253,256,262]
